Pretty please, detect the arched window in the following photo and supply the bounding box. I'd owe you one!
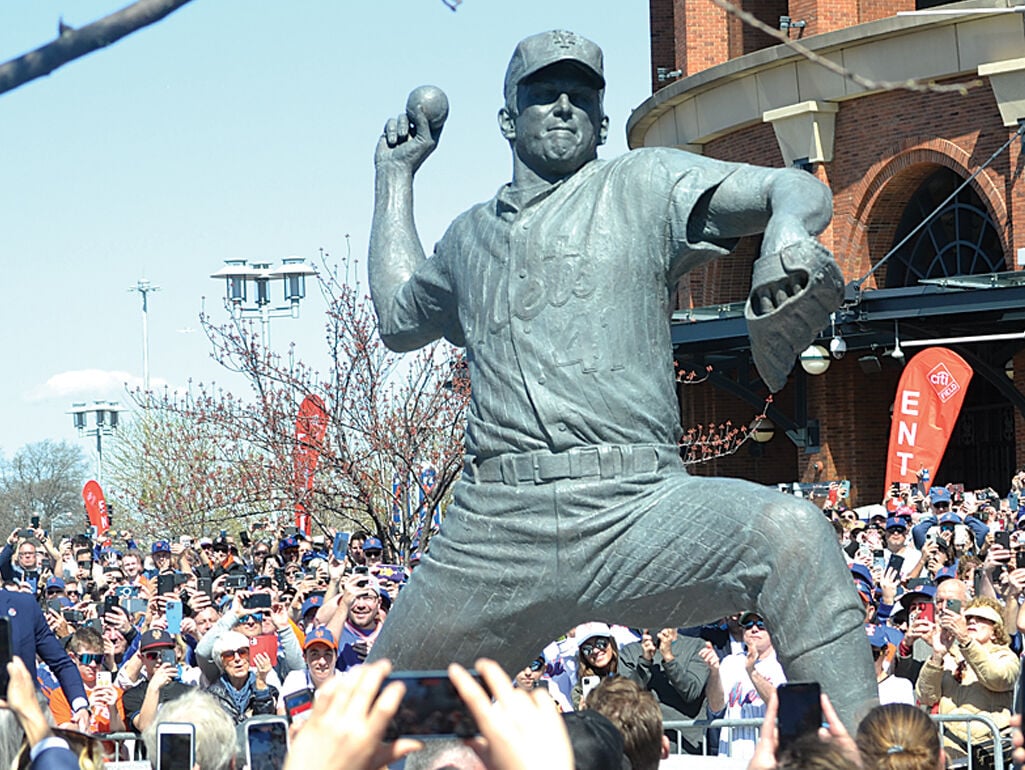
[886,167,1004,288]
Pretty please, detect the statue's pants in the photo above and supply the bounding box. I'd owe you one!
[369,444,878,730]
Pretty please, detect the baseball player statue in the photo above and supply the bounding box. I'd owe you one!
[367,30,876,728]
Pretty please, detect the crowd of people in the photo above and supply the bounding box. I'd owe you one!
[2,473,1025,768]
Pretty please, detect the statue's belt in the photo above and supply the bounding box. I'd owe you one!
[463,444,680,485]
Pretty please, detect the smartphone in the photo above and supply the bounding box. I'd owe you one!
[332,532,350,562]
[947,598,963,615]
[354,565,369,575]
[62,609,84,623]
[243,592,273,610]
[996,531,1012,550]
[776,682,822,754]
[283,687,315,725]
[886,554,904,576]
[123,597,148,616]
[0,618,11,699]
[915,603,935,623]
[165,599,183,636]
[30,515,40,529]
[249,633,279,667]
[103,594,119,614]
[95,670,112,688]
[157,574,176,596]
[196,576,212,596]
[245,716,289,770]
[225,574,248,590]
[581,675,600,701]
[872,549,885,571]
[157,647,177,668]
[383,670,485,740]
[253,575,273,590]
[239,530,251,547]
[1016,551,1025,570]
[156,722,195,770]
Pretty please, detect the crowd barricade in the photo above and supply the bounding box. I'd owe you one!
[97,731,146,768]
[662,712,1008,770]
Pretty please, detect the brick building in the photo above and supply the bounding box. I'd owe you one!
[631,0,1025,503]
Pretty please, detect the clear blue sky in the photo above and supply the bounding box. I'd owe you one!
[0,0,650,467]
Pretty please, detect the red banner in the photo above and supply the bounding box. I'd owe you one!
[293,395,330,535]
[883,347,973,496]
[82,480,110,535]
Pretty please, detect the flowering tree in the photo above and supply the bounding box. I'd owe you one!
[111,251,470,564]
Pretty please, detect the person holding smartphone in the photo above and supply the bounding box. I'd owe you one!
[206,630,279,724]
[48,627,126,735]
[122,630,196,733]
[915,596,1019,759]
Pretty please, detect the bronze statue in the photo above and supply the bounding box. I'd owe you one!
[367,29,875,728]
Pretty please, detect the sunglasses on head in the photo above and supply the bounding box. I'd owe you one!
[76,652,103,665]
[580,637,611,657]
[221,647,249,661]
[741,618,766,630]
[239,613,264,624]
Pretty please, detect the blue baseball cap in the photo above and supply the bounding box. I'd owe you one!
[865,624,889,648]
[363,537,383,552]
[938,512,962,526]
[303,625,337,651]
[934,565,958,584]
[279,535,300,551]
[884,517,907,531]
[930,487,952,505]
[899,584,936,612]
[850,564,874,587]
[300,594,324,617]
[151,540,171,554]
[45,576,65,591]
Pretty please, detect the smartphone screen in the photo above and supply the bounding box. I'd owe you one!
[157,726,194,770]
[776,682,822,755]
[1016,551,1025,570]
[284,688,315,725]
[0,618,11,699]
[246,718,289,770]
[383,670,484,740]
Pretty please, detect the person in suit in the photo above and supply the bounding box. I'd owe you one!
[0,588,89,731]
[0,657,80,770]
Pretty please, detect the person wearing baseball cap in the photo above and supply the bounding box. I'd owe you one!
[121,629,195,732]
[369,24,874,729]
[882,516,921,579]
[865,624,914,705]
[278,625,339,713]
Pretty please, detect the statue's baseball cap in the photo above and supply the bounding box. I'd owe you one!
[504,30,604,109]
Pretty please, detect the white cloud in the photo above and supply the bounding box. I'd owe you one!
[26,369,173,402]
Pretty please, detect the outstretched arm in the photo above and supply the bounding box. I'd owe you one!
[369,93,447,352]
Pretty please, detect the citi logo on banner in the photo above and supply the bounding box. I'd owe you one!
[927,363,962,403]
[884,348,973,496]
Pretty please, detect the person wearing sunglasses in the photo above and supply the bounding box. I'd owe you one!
[206,630,278,724]
[700,611,784,761]
[571,622,621,709]
[121,629,196,733]
[48,627,127,735]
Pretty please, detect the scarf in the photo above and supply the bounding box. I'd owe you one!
[222,670,255,717]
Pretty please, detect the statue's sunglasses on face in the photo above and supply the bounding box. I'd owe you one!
[580,637,610,657]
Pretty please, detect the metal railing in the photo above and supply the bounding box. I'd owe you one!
[663,712,1008,770]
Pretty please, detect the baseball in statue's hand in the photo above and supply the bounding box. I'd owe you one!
[406,85,449,133]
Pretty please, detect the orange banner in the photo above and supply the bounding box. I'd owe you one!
[883,347,973,496]
[82,479,110,535]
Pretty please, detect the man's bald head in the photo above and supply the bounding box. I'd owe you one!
[404,739,486,770]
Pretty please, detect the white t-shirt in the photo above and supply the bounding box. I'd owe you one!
[715,652,786,760]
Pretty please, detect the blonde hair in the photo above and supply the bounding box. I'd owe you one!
[856,703,941,770]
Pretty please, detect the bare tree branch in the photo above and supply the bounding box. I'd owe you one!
[0,0,197,97]
[711,0,982,96]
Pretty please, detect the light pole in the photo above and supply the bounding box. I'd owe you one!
[69,401,123,484]
[210,257,318,349]
[128,278,160,395]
